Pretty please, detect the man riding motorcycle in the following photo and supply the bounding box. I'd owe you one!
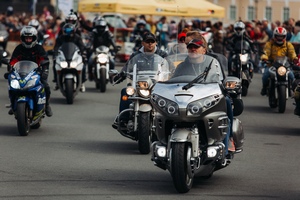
[28,19,45,44]
[6,26,53,117]
[226,21,257,76]
[80,16,119,81]
[260,27,297,96]
[53,23,87,92]
[112,32,168,128]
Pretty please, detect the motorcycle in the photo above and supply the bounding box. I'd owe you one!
[0,23,9,67]
[266,56,292,113]
[150,53,244,193]
[230,40,253,96]
[92,45,120,92]
[111,53,170,154]
[2,59,49,136]
[55,42,84,104]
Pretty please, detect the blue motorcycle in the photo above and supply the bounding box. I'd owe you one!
[5,60,48,136]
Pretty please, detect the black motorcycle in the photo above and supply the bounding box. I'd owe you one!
[230,40,253,96]
[266,56,291,113]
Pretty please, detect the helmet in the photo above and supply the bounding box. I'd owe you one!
[28,19,40,30]
[273,27,287,45]
[136,19,146,27]
[65,13,78,27]
[94,17,107,33]
[20,26,38,48]
[63,23,75,37]
[234,21,245,36]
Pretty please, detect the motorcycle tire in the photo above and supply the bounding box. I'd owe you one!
[171,143,194,193]
[65,79,74,104]
[17,102,30,136]
[278,85,287,113]
[137,112,151,154]
[242,85,248,96]
[100,68,106,93]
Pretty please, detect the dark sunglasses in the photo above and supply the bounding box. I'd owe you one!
[144,40,156,44]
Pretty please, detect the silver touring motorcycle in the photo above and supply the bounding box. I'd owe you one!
[150,53,244,193]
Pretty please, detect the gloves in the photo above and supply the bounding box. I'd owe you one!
[113,71,126,83]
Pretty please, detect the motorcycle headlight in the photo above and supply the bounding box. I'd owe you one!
[138,89,150,98]
[10,79,20,89]
[187,94,221,116]
[0,36,4,42]
[2,51,7,57]
[277,66,287,76]
[152,94,179,115]
[60,61,68,68]
[97,54,108,64]
[239,54,248,64]
[126,86,135,96]
[70,61,78,68]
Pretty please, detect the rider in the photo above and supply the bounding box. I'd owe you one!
[80,16,119,81]
[260,27,297,96]
[226,21,257,76]
[6,26,53,117]
[53,23,87,92]
[112,32,169,128]
[182,33,235,156]
[130,19,151,52]
[28,19,45,44]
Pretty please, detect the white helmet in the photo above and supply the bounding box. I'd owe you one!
[28,19,40,30]
[273,27,287,45]
[234,21,245,36]
[20,26,38,48]
[65,13,78,28]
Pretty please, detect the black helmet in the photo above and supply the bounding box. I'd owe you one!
[63,23,75,37]
[20,26,38,48]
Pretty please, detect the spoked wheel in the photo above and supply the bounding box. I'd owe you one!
[137,112,151,154]
[171,143,194,193]
[17,102,30,136]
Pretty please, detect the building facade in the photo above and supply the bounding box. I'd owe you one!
[208,0,300,24]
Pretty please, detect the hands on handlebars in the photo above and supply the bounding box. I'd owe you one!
[113,71,126,84]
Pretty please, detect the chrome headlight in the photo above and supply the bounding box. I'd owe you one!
[126,86,135,96]
[10,79,20,89]
[239,54,248,65]
[277,66,287,76]
[152,94,179,115]
[97,54,108,64]
[187,94,221,116]
[138,89,150,98]
[60,61,68,68]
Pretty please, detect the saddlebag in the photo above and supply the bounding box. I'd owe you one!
[232,117,244,153]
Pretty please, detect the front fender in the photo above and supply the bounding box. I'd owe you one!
[16,96,34,110]
[139,103,152,112]
[170,128,199,157]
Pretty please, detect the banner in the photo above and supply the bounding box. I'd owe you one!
[58,0,74,17]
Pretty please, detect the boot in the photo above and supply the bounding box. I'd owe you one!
[260,86,267,96]
[45,97,53,117]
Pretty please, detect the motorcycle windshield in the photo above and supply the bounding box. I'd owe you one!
[59,42,78,61]
[166,53,224,84]
[274,56,290,67]
[13,61,38,78]
[96,45,110,54]
[233,40,251,53]
[126,53,171,83]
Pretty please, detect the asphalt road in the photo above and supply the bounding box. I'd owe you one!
[0,42,300,199]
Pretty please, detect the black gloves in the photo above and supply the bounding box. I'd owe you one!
[113,71,126,83]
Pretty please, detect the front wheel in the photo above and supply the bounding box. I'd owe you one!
[137,112,151,154]
[171,143,194,193]
[100,68,107,92]
[65,79,74,104]
[277,85,287,113]
[17,102,30,136]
